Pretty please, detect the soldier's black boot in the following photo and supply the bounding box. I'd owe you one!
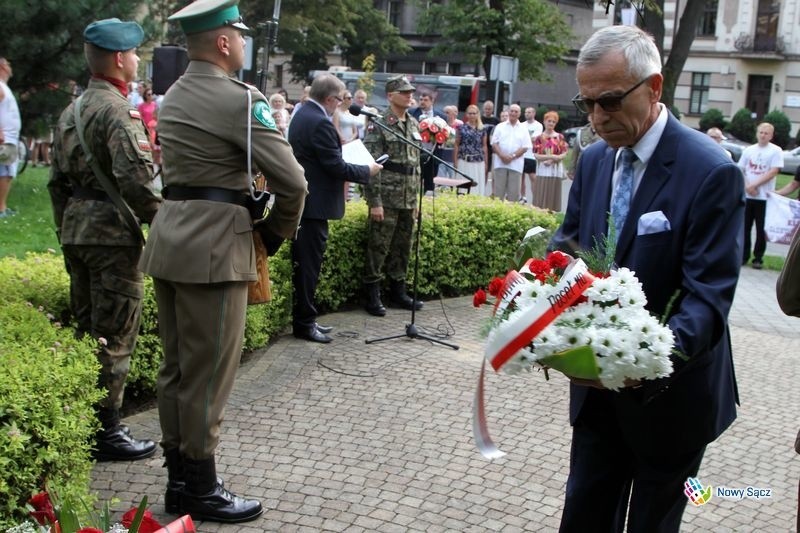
[181,457,262,523]
[364,282,386,316]
[164,448,184,514]
[164,449,225,515]
[389,280,423,311]
[93,408,157,462]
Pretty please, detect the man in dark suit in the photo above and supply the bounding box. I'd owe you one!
[410,91,446,192]
[551,25,744,532]
[288,74,381,343]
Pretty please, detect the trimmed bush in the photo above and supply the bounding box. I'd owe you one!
[698,108,726,132]
[0,302,104,529]
[727,108,756,143]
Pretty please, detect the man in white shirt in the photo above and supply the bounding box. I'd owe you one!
[522,106,544,205]
[490,104,531,202]
[738,122,783,269]
[0,57,21,217]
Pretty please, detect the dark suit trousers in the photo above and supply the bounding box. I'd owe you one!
[560,389,706,533]
[743,198,767,264]
[291,218,328,329]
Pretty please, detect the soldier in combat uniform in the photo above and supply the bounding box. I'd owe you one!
[362,75,424,316]
[48,19,161,461]
[138,0,307,523]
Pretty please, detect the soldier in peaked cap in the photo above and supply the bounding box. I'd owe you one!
[48,18,161,463]
[362,75,424,316]
[139,0,307,523]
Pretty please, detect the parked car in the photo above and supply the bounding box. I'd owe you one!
[781,146,800,175]
[719,134,749,162]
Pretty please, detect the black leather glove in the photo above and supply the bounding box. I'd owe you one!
[255,222,285,256]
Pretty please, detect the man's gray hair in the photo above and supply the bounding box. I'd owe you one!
[310,74,345,102]
[578,25,662,80]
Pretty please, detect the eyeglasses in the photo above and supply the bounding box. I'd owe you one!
[334,95,343,102]
[572,76,652,114]
[344,95,352,99]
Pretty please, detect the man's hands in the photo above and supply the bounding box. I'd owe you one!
[369,206,384,222]
[254,222,285,256]
[368,161,383,176]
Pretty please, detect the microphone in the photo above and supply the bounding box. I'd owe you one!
[349,103,380,120]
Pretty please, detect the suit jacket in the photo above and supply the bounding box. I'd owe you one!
[139,61,307,283]
[551,113,745,456]
[288,101,370,221]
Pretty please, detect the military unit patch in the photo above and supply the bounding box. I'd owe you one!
[136,136,151,152]
[129,109,142,120]
[253,101,277,130]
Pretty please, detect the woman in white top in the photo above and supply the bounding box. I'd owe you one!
[332,91,359,145]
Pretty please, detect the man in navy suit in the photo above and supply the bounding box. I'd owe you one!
[551,26,744,532]
[288,74,381,343]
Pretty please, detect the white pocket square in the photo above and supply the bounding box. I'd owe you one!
[638,210,671,235]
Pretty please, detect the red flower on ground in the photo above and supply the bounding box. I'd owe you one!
[122,507,163,533]
[473,288,487,307]
[28,491,56,526]
[76,528,104,533]
[487,277,504,297]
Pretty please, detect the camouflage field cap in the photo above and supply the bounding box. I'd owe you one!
[169,0,250,35]
[385,75,415,94]
[84,18,144,51]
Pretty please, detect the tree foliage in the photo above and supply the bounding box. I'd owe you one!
[763,108,791,149]
[699,108,727,132]
[417,0,573,81]
[240,0,409,83]
[728,107,756,144]
[0,0,161,138]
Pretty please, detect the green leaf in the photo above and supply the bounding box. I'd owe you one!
[538,346,599,380]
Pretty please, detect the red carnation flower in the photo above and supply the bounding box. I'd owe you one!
[473,288,487,307]
[122,507,163,533]
[487,277,504,297]
[76,529,104,533]
[28,491,56,526]
[547,251,570,269]
[527,258,551,277]
[435,131,448,144]
[420,130,431,143]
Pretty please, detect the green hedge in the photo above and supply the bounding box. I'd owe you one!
[0,193,558,521]
[0,302,104,529]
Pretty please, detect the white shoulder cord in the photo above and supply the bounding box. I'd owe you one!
[246,89,267,201]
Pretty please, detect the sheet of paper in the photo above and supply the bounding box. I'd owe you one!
[341,140,375,166]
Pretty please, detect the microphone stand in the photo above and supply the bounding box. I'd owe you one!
[361,110,459,350]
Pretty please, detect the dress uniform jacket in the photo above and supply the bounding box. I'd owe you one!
[49,78,160,245]
[139,61,307,282]
[363,109,420,210]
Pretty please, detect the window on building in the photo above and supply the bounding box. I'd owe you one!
[387,1,402,28]
[689,72,711,115]
[696,0,718,36]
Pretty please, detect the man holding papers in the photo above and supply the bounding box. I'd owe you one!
[288,73,381,343]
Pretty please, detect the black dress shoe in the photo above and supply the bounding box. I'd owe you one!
[293,325,332,343]
[315,323,333,334]
[94,426,157,462]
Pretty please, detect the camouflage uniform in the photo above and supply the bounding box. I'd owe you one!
[362,109,420,284]
[48,78,161,412]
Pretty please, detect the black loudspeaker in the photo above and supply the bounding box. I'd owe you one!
[152,46,188,95]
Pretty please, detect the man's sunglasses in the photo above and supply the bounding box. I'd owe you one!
[571,76,652,114]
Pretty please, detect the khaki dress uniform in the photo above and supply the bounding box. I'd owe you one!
[48,78,161,421]
[363,109,420,285]
[139,61,306,460]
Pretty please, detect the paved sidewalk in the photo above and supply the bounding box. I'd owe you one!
[92,266,800,532]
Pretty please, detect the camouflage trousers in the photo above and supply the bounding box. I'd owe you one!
[364,207,415,285]
[63,245,144,410]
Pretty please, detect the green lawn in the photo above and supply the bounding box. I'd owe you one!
[1,167,60,259]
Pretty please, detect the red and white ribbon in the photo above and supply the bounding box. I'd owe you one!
[473,258,595,458]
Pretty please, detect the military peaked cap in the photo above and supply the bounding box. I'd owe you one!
[169,0,250,35]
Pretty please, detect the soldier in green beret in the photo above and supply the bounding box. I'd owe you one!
[48,18,161,462]
[138,0,307,523]
[362,75,424,315]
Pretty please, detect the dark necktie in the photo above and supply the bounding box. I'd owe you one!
[611,148,636,241]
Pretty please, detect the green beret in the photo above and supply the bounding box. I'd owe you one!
[385,75,415,94]
[84,18,144,52]
[169,0,250,35]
